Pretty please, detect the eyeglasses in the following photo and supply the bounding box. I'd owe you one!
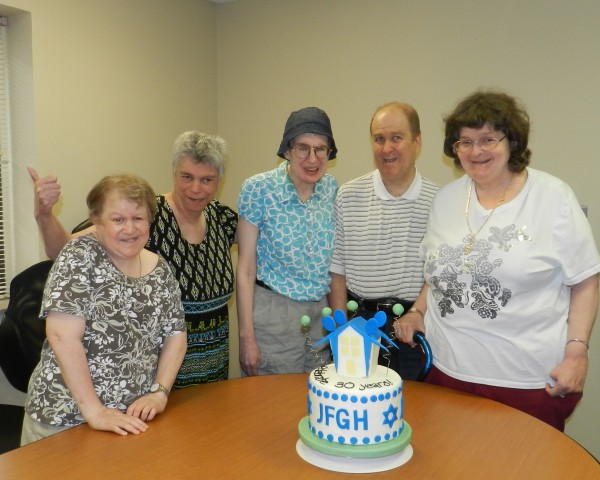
[453,136,506,154]
[290,144,331,160]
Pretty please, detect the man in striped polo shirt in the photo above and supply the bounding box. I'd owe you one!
[328,102,439,380]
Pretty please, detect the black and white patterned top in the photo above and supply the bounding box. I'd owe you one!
[146,196,237,386]
[25,234,185,426]
[147,196,237,306]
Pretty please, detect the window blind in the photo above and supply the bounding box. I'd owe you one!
[0,17,13,299]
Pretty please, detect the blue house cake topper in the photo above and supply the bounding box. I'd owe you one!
[313,309,398,378]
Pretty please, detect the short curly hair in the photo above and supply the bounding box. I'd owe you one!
[172,131,228,178]
[87,174,157,222]
[443,90,531,173]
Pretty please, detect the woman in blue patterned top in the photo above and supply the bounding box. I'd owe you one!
[237,107,338,376]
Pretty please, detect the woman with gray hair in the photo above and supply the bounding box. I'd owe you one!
[146,131,237,387]
[28,131,238,388]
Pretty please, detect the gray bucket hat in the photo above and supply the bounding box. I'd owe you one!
[277,107,338,160]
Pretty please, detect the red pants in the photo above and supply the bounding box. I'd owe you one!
[425,365,582,431]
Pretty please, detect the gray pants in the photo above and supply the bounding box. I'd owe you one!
[250,285,331,375]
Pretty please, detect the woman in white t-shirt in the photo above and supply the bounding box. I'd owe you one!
[395,90,599,431]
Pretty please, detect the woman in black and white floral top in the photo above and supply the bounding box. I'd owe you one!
[21,174,187,445]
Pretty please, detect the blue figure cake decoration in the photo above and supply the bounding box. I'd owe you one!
[313,308,398,378]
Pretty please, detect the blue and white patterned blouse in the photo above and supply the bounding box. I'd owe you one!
[238,162,338,301]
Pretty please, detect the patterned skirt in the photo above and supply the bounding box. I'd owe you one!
[173,298,230,389]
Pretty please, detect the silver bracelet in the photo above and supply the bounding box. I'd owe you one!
[567,338,590,350]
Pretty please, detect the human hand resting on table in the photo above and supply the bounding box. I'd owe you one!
[84,404,149,436]
[127,392,169,422]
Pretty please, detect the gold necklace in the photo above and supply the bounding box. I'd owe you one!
[464,173,514,255]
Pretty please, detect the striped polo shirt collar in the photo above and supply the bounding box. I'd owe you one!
[373,168,421,201]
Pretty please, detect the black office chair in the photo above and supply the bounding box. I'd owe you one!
[71,218,92,234]
[0,260,52,454]
[0,218,90,390]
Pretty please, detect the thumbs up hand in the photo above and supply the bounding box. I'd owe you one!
[27,167,62,218]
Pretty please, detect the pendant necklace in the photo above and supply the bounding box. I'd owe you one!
[464,173,514,255]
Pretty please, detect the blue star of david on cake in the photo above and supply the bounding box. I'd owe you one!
[382,403,399,428]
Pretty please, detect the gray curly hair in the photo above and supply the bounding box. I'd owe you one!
[172,131,228,178]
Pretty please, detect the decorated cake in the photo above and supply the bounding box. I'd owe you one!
[297,306,412,465]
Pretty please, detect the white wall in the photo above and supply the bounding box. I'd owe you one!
[215,0,600,459]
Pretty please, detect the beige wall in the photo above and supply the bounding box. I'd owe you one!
[216,0,600,458]
[3,0,218,274]
[0,0,220,417]
[2,0,598,459]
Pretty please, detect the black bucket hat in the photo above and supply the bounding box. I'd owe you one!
[277,107,338,160]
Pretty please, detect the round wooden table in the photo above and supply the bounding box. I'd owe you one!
[1,374,598,479]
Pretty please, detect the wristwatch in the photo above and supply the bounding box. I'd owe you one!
[150,382,170,397]
[408,306,424,317]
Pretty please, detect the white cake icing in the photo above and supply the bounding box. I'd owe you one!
[307,363,404,446]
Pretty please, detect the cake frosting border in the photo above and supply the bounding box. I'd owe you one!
[298,417,412,459]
